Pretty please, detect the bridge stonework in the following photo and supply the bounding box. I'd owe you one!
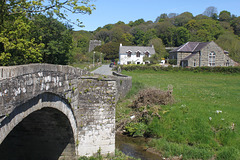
[0,64,131,159]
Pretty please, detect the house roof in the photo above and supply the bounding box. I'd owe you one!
[170,42,211,53]
[119,45,155,54]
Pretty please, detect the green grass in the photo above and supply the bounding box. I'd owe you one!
[117,70,240,159]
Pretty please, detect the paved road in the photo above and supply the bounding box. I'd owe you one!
[91,64,113,75]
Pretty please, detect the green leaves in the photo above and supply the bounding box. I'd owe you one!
[0,16,44,65]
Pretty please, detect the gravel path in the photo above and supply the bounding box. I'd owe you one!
[91,64,113,75]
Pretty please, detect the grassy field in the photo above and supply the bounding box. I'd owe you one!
[117,70,240,159]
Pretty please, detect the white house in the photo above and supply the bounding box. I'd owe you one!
[119,43,156,65]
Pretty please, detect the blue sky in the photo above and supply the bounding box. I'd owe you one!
[70,0,240,31]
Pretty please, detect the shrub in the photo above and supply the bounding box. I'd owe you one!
[121,64,240,74]
[169,59,177,65]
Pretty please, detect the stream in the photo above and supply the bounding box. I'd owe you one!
[116,133,162,160]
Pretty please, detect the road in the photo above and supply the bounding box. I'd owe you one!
[91,64,113,75]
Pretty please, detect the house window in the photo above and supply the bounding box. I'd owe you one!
[193,59,196,67]
[127,51,132,57]
[127,61,131,64]
[208,52,216,66]
[145,52,150,57]
[137,62,140,64]
[136,51,141,57]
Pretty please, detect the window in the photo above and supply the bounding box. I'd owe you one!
[127,51,132,57]
[193,59,196,67]
[208,52,215,66]
[137,62,140,64]
[226,60,229,66]
[136,51,141,57]
[145,52,150,57]
[127,61,131,64]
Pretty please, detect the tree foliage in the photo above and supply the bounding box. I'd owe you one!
[0,0,95,66]
[203,6,218,18]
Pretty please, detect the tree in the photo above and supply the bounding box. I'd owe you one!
[174,12,193,26]
[0,0,95,66]
[231,16,240,36]
[109,27,124,42]
[94,42,119,60]
[154,21,175,46]
[216,31,240,62]
[94,29,110,43]
[203,6,218,18]
[130,27,145,45]
[194,14,211,20]
[0,0,95,27]
[219,10,231,22]
[142,29,157,46]
[168,13,178,19]
[31,14,73,64]
[185,19,223,42]
[0,16,44,65]
[155,13,168,23]
[149,38,167,59]
[129,19,145,27]
[173,27,190,46]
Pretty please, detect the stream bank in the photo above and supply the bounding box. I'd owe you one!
[116,133,162,160]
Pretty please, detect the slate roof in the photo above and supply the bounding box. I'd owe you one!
[119,45,155,54]
[170,42,211,53]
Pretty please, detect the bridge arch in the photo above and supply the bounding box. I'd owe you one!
[0,92,78,159]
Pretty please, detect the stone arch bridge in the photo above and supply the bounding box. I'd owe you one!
[0,64,131,160]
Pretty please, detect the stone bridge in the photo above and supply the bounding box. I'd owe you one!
[0,64,132,160]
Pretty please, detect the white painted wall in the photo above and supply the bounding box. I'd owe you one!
[119,53,151,65]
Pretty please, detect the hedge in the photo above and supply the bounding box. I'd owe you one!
[119,65,240,74]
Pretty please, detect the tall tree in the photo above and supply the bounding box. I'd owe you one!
[216,31,240,62]
[219,10,231,22]
[231,16,240,36]
[185,19,223,42]
[174,12,193,26]
[203,6,218,18]
[31,14,73,64]
[0,0,95,66]
[0,15,44,65]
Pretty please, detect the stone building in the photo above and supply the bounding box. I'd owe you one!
[119,43,155,65]
[88,40,101,52]
[169,41,236,67]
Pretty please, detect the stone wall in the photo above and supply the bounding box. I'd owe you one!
[112,72,132,100]
[0,63,127,159]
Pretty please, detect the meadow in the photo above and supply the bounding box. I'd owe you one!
[117,70,240,159]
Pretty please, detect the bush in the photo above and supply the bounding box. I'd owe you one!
[121,65,240,74]
[169,59,177,65]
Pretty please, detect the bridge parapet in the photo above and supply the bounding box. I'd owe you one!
[0,63,90,80]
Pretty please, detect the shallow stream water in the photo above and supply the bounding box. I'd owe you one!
[116,133,162,160]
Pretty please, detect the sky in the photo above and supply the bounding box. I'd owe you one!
[70,0,240,31]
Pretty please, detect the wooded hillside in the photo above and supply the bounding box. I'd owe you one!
[73,7,240,63]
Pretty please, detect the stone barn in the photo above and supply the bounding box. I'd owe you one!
[169,41,237,67]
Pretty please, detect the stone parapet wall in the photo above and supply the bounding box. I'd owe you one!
[112,72,132,100]
[0,63,90,80]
